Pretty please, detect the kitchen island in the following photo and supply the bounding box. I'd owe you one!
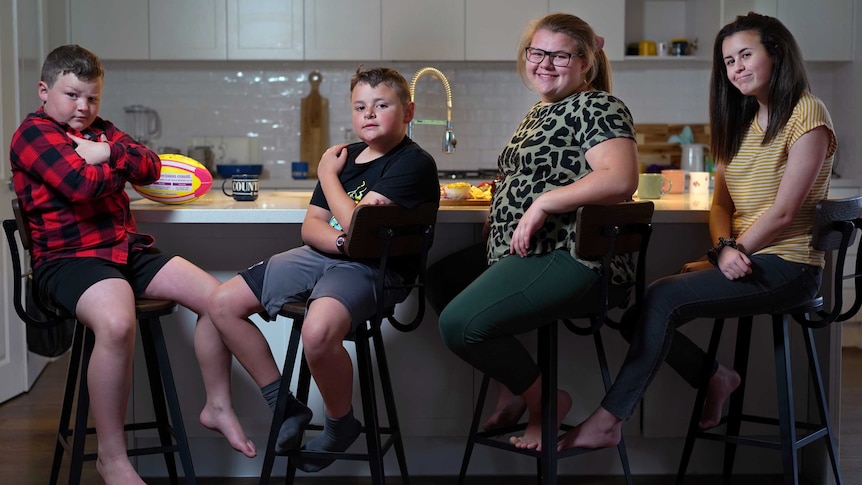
[128,190,836,481]
[131,190,713,225]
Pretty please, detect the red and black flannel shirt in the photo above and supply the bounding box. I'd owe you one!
[10,107,162,269]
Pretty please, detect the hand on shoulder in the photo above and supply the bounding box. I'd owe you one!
[318,143,349,178]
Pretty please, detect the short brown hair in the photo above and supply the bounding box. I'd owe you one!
[41,45,104,87]
[350,66,411,105]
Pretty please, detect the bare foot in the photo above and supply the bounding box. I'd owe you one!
[508,390,572,452]
[200,403,257,458]
[96,453,148,485]
[557,407,621,451]
[699,364,741,429]
[483,389,527,430]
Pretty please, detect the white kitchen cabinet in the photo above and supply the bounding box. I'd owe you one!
[149,0,227,60]
[69,0,149,60]
[552,0,625,61]
[722,0,852,61]
[305,0,380,60]
[465,1,547,61]
[777,0,852,61]
[382,0,465,61]
[721,0,777,23]
[227,0,303,60]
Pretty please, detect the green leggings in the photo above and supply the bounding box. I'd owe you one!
[438,249,598,395]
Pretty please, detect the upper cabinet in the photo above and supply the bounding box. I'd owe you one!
[382,0,465,61]
[723,0,852,61]
[465,1,625,62]
[553,0,626,61]
[65,0,853,63]
[149,0,227,60]
[730,0,852,62]
[305,0,380,60]
[228,0,303,60]
[465,1,546,61]
[779,0,852,61]
[69,0,150,60]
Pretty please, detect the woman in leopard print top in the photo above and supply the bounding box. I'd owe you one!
[438,13,639,451]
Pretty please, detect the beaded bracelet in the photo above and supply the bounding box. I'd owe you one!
[706,237,738,266]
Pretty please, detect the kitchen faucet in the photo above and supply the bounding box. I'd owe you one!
[408,67,456,154]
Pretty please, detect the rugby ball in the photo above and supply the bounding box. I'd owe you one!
[133,154,213,204]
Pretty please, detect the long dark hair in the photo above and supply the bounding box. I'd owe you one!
[709,12,809,165]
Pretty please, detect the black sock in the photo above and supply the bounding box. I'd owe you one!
[295,407,362,472]
[260,380,313,454]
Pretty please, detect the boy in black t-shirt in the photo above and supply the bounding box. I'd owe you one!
[207,67,439,471]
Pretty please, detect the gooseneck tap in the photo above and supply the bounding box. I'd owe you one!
[408,67,456,154]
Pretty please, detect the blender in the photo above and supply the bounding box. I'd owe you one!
[124,105,161,145]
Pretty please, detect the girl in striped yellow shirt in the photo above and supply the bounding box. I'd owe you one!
[562,12,836,450]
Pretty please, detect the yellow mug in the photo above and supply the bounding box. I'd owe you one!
[638,40,657,56]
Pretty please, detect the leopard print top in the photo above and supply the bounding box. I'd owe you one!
[487,90,637,286]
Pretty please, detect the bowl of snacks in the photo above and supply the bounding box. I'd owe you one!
[443,182,472,200]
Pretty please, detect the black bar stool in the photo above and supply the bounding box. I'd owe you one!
[258,202,437,485]
[676,196,862,485]
[4,199,196,485]
[457,201,654,485]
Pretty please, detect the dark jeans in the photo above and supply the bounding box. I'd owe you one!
[602,254,822,420]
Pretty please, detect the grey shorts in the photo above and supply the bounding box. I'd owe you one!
[240,245,408,331]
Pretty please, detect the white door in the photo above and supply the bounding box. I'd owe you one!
[0,0,27,404]
[0,0,54,405]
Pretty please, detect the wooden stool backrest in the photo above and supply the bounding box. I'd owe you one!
[344,202,438,259]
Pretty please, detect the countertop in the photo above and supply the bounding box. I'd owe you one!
[130,190,711,224]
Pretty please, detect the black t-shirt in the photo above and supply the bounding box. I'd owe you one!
[310,137,439,227]
[309,136,439,278]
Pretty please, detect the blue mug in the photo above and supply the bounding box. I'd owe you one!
[291,161,309,180]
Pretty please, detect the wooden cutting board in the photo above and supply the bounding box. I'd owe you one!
[300,71,329,178]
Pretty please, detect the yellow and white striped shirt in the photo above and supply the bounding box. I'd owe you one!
[724,92,836,267]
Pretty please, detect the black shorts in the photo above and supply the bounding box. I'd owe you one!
[33,248,174,317]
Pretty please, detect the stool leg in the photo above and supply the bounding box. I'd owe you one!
[677,318,725,485]
[69,328,96,485]
[285,353,312,485]
[356,329,385,485]
[372,328,410,484]
[143,317,197,484]
[592,328,633,485]
[773,316,799,485]
[260,318,303,485]
[457,374,491,485]
[50,324,85,485]
[802,326,843,484]
[138,318,180,484]
[538,323,557,485]
[723,317,753,479]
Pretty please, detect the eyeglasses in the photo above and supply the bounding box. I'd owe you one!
[525,47,583,67]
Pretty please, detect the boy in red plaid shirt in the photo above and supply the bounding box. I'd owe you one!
[10,45,255,484]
